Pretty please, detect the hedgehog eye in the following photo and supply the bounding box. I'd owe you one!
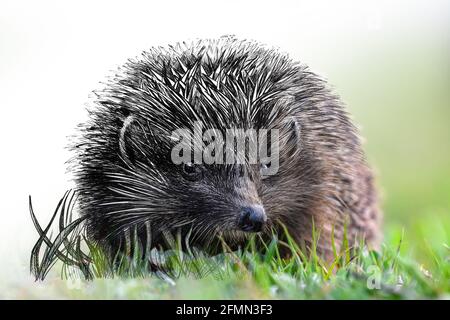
[182,162,202,181]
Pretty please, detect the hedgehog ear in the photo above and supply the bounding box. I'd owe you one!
[119,115,147,168]
[284,116,302,157]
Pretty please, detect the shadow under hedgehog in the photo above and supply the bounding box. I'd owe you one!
[72,37,382,260]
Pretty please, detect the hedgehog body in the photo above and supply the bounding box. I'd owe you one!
[73,37,381,257]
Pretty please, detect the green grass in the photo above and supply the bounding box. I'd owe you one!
[28,192,449,300]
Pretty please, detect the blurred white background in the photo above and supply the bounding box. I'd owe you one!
[0,0,448,291]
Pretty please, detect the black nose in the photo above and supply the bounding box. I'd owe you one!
[238,206,267,232]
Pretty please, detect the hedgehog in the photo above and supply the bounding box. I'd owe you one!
[72,37,381,260]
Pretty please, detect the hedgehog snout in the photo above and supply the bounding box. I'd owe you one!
[237,205,267,232]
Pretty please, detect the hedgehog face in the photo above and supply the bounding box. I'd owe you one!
[174,163,268,233]
[109,113,303,251]
[80,106,304,257]
[170,167,277,253]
